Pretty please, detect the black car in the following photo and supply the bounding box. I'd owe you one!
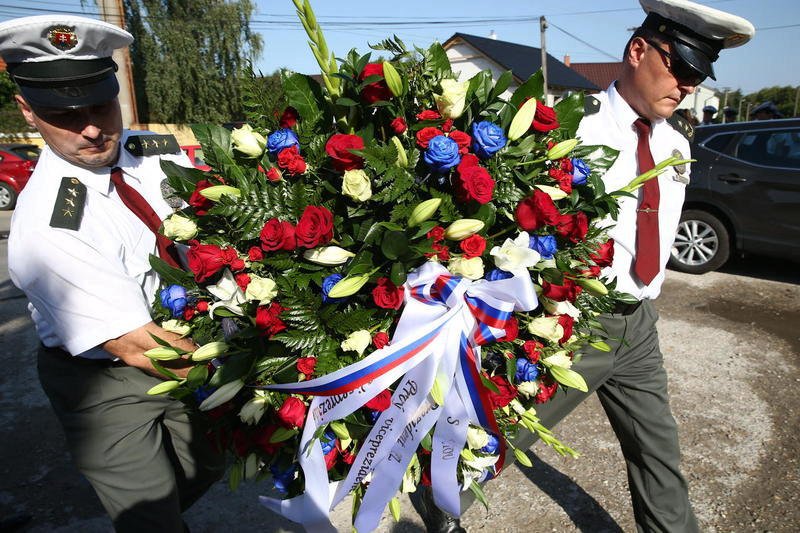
[668,118,800,273]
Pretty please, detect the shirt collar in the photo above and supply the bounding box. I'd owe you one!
[607,82,668,133]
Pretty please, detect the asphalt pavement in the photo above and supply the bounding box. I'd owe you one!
[1,208,798,532]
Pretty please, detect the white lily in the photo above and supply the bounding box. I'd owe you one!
[490,231,541,272]
[206,269,246,317]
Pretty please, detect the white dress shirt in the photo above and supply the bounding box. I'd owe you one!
[577,83,691,300]
[9,130,190,359]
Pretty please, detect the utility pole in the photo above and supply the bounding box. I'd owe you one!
[794,85,799,117]
[97,0,138,128]
[540,16,549,106]
[737,99,745,122]
[722,88,729,123]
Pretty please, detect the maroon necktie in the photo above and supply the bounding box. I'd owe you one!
[110,167,182,269]
[632,119,660,285]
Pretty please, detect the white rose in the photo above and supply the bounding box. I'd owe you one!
[543,351,573,369]
[342,169,372,202]
[448,256,484,280]
[161,319,191,336]
[341,330,372,355]
[231,124,266,158]
[527,316,564,343]
[517,381,540,398]
[162,214,197,241]
[466,426,489,450]
[490,231,541,272]
[435,79,469,119]
[245,275,278,303]
[303,246,356,266]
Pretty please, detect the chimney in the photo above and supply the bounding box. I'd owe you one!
[563,54,571,67]
[489,30,497,40]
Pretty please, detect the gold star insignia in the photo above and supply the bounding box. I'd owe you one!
[65,198,75,207]
[141,139,150,149]
[62,208,74,217]
[162,138,169,147]
[67,187,78,197]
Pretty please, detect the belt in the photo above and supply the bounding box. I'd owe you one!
[40,344,125,367]
[611,300,643,315]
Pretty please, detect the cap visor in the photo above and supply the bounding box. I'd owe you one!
[19,75,120,109]
[673,41,716,80]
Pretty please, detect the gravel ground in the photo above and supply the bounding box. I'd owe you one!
[2,207,798,532]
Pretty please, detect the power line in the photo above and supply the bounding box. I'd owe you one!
[548,21,620,61]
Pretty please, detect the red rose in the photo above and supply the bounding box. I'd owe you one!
[390,117,407,134]
[442,119,454,132]
[188,179,215,215]
[253,424,285,455]
[542,278,582,302]
[457,153,480,171]
[580,264,602,278]
[459,234,486,258]
[279,106,299,128]
[324,446,339,470]
[456,165,495,204]
[325,134,365,172]
[590,239,615,268]
[277,145,307,175]
[531,102,560,133]
[372,331,390,349]
[295,205,334,248]
[296,356,317,376]
[365,389,392,411]
[534,377,558,404]
[559,158,574,173]
[499,317,519,342]
[255,302,287,338]
[557,314,574,343]
[234,272,251,291]
[415,127,444,149]
[359,62,393,103]
[260,219,296,252]
[515,190,561,231]
[248,246,264,262]
[338,443,356,465]
[230,257,245,271]
[447,130,471,154]
[276,396,307,428]
[232,427,252,457]
[371,277,404,310]
[183,308,195,321]
[555,212,589,243]
[424,243,450,261]
[186,241,238,282]
[196,300,209,313]
[266,167,282,182]
[548,167,573,194]
[416,109,441,121]
[522,340,543,363]
[427,226,445,242]
[487,375,518,409]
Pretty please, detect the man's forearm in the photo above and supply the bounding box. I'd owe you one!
[103,321,198,379]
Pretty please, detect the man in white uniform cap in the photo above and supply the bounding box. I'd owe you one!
[0,15,224,532]
[413,2,754,532]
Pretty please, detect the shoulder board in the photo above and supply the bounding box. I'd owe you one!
[667,113,694,142]
[124,134,181,157]
[49,177,86,231]
[584,95,601,116]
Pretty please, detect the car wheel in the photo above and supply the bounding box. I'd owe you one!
[669,209,730,274]
[0,182,16,211]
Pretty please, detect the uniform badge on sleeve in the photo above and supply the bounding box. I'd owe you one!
[671,149,690,184]
[50,177,86,230]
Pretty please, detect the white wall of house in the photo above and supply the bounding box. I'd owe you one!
[676,84,720,121]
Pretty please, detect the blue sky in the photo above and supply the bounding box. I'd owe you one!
[3,0,798,94]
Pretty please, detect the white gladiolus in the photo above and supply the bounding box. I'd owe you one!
[490,231,541,272]
[162,214,198,240]
[245,275,278,303]
[303,246,355,266]
[341,330,372,355]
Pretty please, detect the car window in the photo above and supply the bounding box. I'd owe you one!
[735,129,800,169]
[194,148,206,167]
[701,133,736,154]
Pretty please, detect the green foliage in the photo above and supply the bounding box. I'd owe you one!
[0,72,33,133]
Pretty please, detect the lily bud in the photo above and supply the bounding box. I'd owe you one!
[199,379,245,411]
[391,136,408,168]
[535,184,569,201]
[147,380,181,395]
[382,61,404,97]
[303,246,356,265]
[144,346,182,361]
[546,139,579,161]
[327,273,370,298]
[407,198,441,227]
[444,219,485,241]
[161,319,191,336]
[231,124,267,158]
[330,420,351,441]
[508,98,538,141]
[198,185,241,202]
[162,214,198,241]
[577,278,609,296]
[191,341,229,361]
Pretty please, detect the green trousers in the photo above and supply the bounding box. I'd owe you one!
[507,300,699,532]
[38,347,225,532]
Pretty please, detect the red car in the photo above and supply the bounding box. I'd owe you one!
[181,144,211,172]
[0,143,39,210]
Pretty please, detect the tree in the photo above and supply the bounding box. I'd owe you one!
[0,72,34,133]
[121,0,262,124]
[716,86,798,120]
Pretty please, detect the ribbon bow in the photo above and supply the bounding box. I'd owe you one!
[261,262,538,532]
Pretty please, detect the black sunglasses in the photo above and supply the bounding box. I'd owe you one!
[644,39,707,87]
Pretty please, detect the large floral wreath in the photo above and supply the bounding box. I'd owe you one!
[145,2,683,530]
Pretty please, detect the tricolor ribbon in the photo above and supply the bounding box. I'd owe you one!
[259,261,538,532]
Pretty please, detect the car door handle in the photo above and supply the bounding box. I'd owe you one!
[717,173,747,183]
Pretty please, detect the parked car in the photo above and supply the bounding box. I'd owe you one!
[0,144,39,210]
[181,144,211,172]
[668,118,800,273]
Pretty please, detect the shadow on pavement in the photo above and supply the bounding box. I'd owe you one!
[668,253,800,285]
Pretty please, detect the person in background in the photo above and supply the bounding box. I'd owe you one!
[701,104,718,124]
[723,105,737,122]
[751,100,783,120]
[0,15,224,532]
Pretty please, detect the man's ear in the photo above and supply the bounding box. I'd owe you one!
[14,95,37,128]
[627,37,647,68]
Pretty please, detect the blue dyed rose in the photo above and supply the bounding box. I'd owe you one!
[481,433,500,454]
[529,234,558,260]
[515,358,540,383]
[267,128,300,156]
[322,273,346,304]
[320,428,337,455]
[270,464,297,494]
[192,385,216,403]
[571,158,591,185]
[471,121,507,159]
[160,284,187,317]
[485,268,513,281]
[424,135,461,173]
